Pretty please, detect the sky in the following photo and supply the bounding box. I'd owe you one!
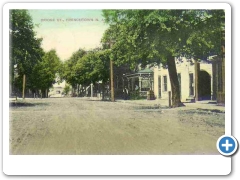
[28,10,109,61]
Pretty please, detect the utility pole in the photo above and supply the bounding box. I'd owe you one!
[109,41,115,102]
[194,59,200,101]
[221,29,225,104]
[22,74,26,99]
[22,50,27,100]
[13,64,18,100]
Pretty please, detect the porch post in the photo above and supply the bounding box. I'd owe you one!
[151,78,154,91]
[127,78,130,90]
[139,76,142,92]
[90,83,93,97]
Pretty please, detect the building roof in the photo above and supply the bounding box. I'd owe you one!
[137,68,153,74]
[124,68,153,78]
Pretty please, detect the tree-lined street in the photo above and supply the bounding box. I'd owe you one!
[9,9,226,155]
[10,98,224,155]
[10,10,224,104]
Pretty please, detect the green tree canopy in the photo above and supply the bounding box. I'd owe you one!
[74,49,110,86]
[102,9,224,107]
[10,9,44,92]
[62,48,87,88]
[31,49,61,96]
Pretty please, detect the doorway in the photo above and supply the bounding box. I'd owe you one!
[198,70,211,100]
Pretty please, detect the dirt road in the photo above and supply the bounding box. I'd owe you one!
[9,98,224,155]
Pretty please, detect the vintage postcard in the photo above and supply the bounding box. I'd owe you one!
[3,2,233,175]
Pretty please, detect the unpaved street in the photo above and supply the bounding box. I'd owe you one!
[9,98,224,155]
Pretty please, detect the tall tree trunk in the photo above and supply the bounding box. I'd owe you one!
[45,89,48,98]
[40,89,44,99]
[42,89,46,98]
[71,84,75,96]
[167,56,184,107]
[77,84,79,97]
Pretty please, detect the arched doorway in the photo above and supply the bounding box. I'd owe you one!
[198,70,211,100]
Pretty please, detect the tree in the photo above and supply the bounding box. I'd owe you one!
[184,10,225,60]
[10,10,44,95]
[62,48,87,95]
[31,49,61,97]
[90,49,111,99]
[102,10,224,107]
[63,84,71,96]
[90,49,110,84]
[73,49,110,98]
[62,48,110,98]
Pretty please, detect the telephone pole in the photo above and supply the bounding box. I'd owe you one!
[109,41,115,102]
[22,74,26,99]
[194,59,200,101]
[22,50,27,99]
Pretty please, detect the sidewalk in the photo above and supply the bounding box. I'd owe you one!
[9,97,225,112]
[116,99,225,112]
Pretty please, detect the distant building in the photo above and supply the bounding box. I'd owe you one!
[48,80,67,97]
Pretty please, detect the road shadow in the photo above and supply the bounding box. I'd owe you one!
[9,101,49,107]
[196,108,225,113]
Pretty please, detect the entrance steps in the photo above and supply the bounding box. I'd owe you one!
[186,97,195,103]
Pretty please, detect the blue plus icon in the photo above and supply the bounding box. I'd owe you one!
[217,135,238,156]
